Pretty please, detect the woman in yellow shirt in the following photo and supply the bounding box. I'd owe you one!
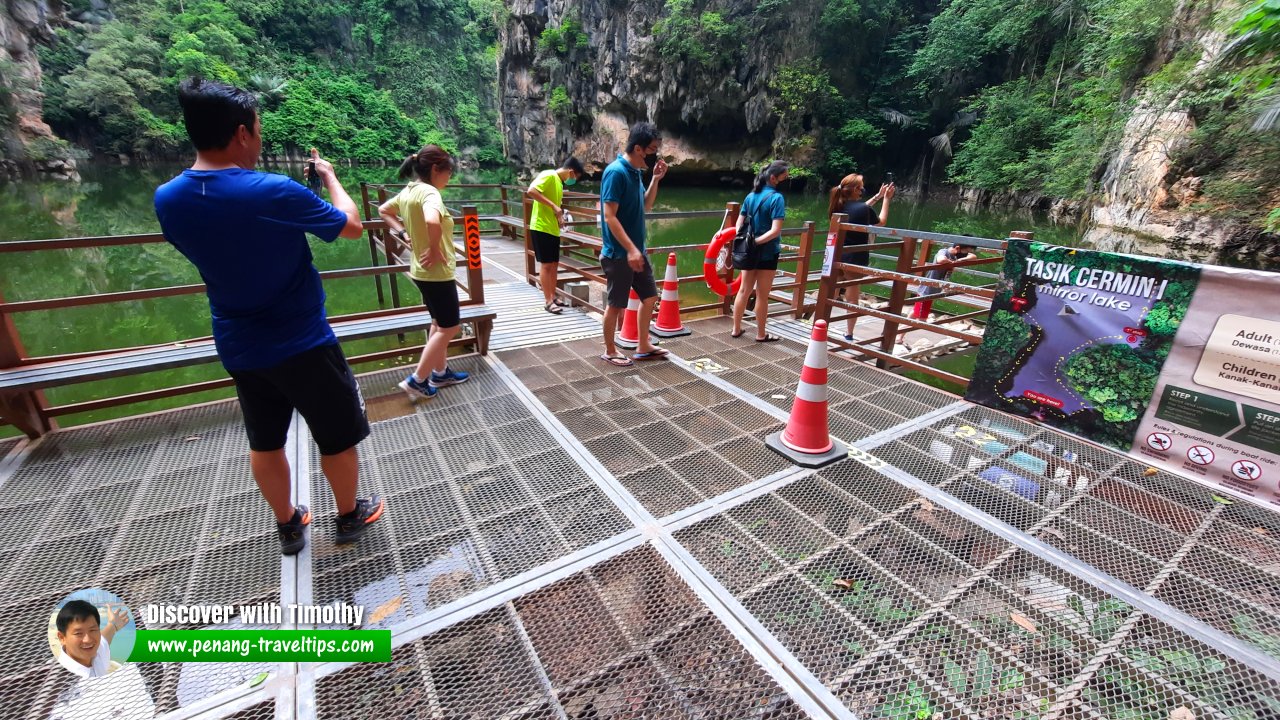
[379,145,469,400]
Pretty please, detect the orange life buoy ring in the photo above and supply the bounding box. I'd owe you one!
[703,227,743,297]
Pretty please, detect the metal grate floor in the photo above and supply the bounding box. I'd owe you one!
[3,314,1278,719]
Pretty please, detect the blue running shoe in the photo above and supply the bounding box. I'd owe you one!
[398,374,437,401]
[429,366,470,388]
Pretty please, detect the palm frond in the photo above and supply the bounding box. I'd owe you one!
[929,131,953,157]
[1252,90,1280,131]
[880,108,914,128]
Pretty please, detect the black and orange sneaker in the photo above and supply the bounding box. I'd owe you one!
[336,495,385,544]
[277,505,311,556]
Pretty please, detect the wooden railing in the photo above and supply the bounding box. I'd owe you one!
[500,185,1016,388]
[0,184,505,431]
[0,181,1026,432]
[813,216,1018,387]
[512,193,817,320]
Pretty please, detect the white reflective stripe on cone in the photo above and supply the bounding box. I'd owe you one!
[627,297,641,310]
[803,338,828,370]
[795,380,827,403]
[661,289,679,301]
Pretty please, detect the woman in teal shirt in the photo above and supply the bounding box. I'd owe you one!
[731,161,789,342]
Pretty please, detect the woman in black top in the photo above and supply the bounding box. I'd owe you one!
[827,173,895,340]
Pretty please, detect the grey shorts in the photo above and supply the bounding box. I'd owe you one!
[600,254,658,309]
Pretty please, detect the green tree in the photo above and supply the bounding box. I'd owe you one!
[1064,344,1159,426]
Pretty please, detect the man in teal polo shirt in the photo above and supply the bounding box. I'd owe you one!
[599,122,669,366]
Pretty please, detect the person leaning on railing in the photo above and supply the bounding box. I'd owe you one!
[527,156,587,314]
[827,173,895,341]
[154,77,384,557]
[911,243,978,322]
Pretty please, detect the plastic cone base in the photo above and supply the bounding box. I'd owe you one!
[765,432,848,469]
[651,325,691,338]
[615,336,639,349]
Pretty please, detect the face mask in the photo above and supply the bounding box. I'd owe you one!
[565,176,577,186]
[644,153,658,170]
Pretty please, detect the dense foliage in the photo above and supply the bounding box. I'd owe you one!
[639,0,1278,229]
[37,0,505,163]
[19,0,1280,229]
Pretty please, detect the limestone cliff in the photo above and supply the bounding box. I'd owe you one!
[0,0,77,181]
[498,0,821,176]
[1083,0,1266,266]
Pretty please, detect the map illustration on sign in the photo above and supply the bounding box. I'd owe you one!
[966,241,1201,451]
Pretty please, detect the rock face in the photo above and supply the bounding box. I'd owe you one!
[498,0,819,175]
[1082,0,1271,268]
[0,0,78,181]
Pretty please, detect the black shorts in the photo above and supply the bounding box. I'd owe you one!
[841,249,870,266]
[600,254,659,309]
[736,254,779,271]
[530,229,561,264]
[412,279,461,329]
[229,342,370,456]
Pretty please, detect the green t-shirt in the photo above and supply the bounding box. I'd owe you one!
[391,182,456,283]
[528,169,563,237]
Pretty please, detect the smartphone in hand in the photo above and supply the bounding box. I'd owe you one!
[306,161,323,193]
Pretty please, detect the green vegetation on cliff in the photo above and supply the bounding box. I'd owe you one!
[38,0,505,162]
[20,0,1280,233]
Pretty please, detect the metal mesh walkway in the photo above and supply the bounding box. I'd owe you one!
[2,315,1278,719]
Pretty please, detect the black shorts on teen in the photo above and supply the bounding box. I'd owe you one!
[600,254,658,309]
[530,229,561,264]
[229,342,370,456]
[841,249,870,266]
[736,254,779,271]
[412,278,461,329]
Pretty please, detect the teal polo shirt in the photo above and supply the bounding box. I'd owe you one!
[600,154,646,259]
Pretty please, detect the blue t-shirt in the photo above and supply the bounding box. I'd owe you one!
[741,186,786,259]
[154,168,349,371]
[599,154,646,259]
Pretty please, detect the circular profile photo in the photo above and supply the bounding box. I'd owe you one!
[47,589,136,679]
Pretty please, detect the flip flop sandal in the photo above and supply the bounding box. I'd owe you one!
[545,302,563,314]
[755,335,781,343]
[730,330,745,338]
[599,353,634,367]
[633,348,670,361]
[553,299,570,307]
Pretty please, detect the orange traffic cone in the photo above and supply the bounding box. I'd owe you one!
[616,289,641,349]
[766,320,848,468]
[653,253,691,338]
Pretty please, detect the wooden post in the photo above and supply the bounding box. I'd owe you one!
[375,185,402,311]
[500,185,509,218]
[916,237,933,270]
[793,221,815,318]
[814,214,847,328]
[878,233,917,369]
[360,183,386,306]
[522,192,537,287]
[0,287,54,438]
[462,206,485,306]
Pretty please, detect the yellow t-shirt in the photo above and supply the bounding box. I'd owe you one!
[528,169,563,237]
[391,182,456,282]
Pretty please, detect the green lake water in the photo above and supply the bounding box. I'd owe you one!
[0,163,1081,436]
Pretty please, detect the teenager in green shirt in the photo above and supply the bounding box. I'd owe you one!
[526,157,586,313]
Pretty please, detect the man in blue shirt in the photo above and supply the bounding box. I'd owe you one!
[154,78,384,556]
[599,122,669,366]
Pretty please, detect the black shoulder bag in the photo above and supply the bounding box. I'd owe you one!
[732,195,758,266]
